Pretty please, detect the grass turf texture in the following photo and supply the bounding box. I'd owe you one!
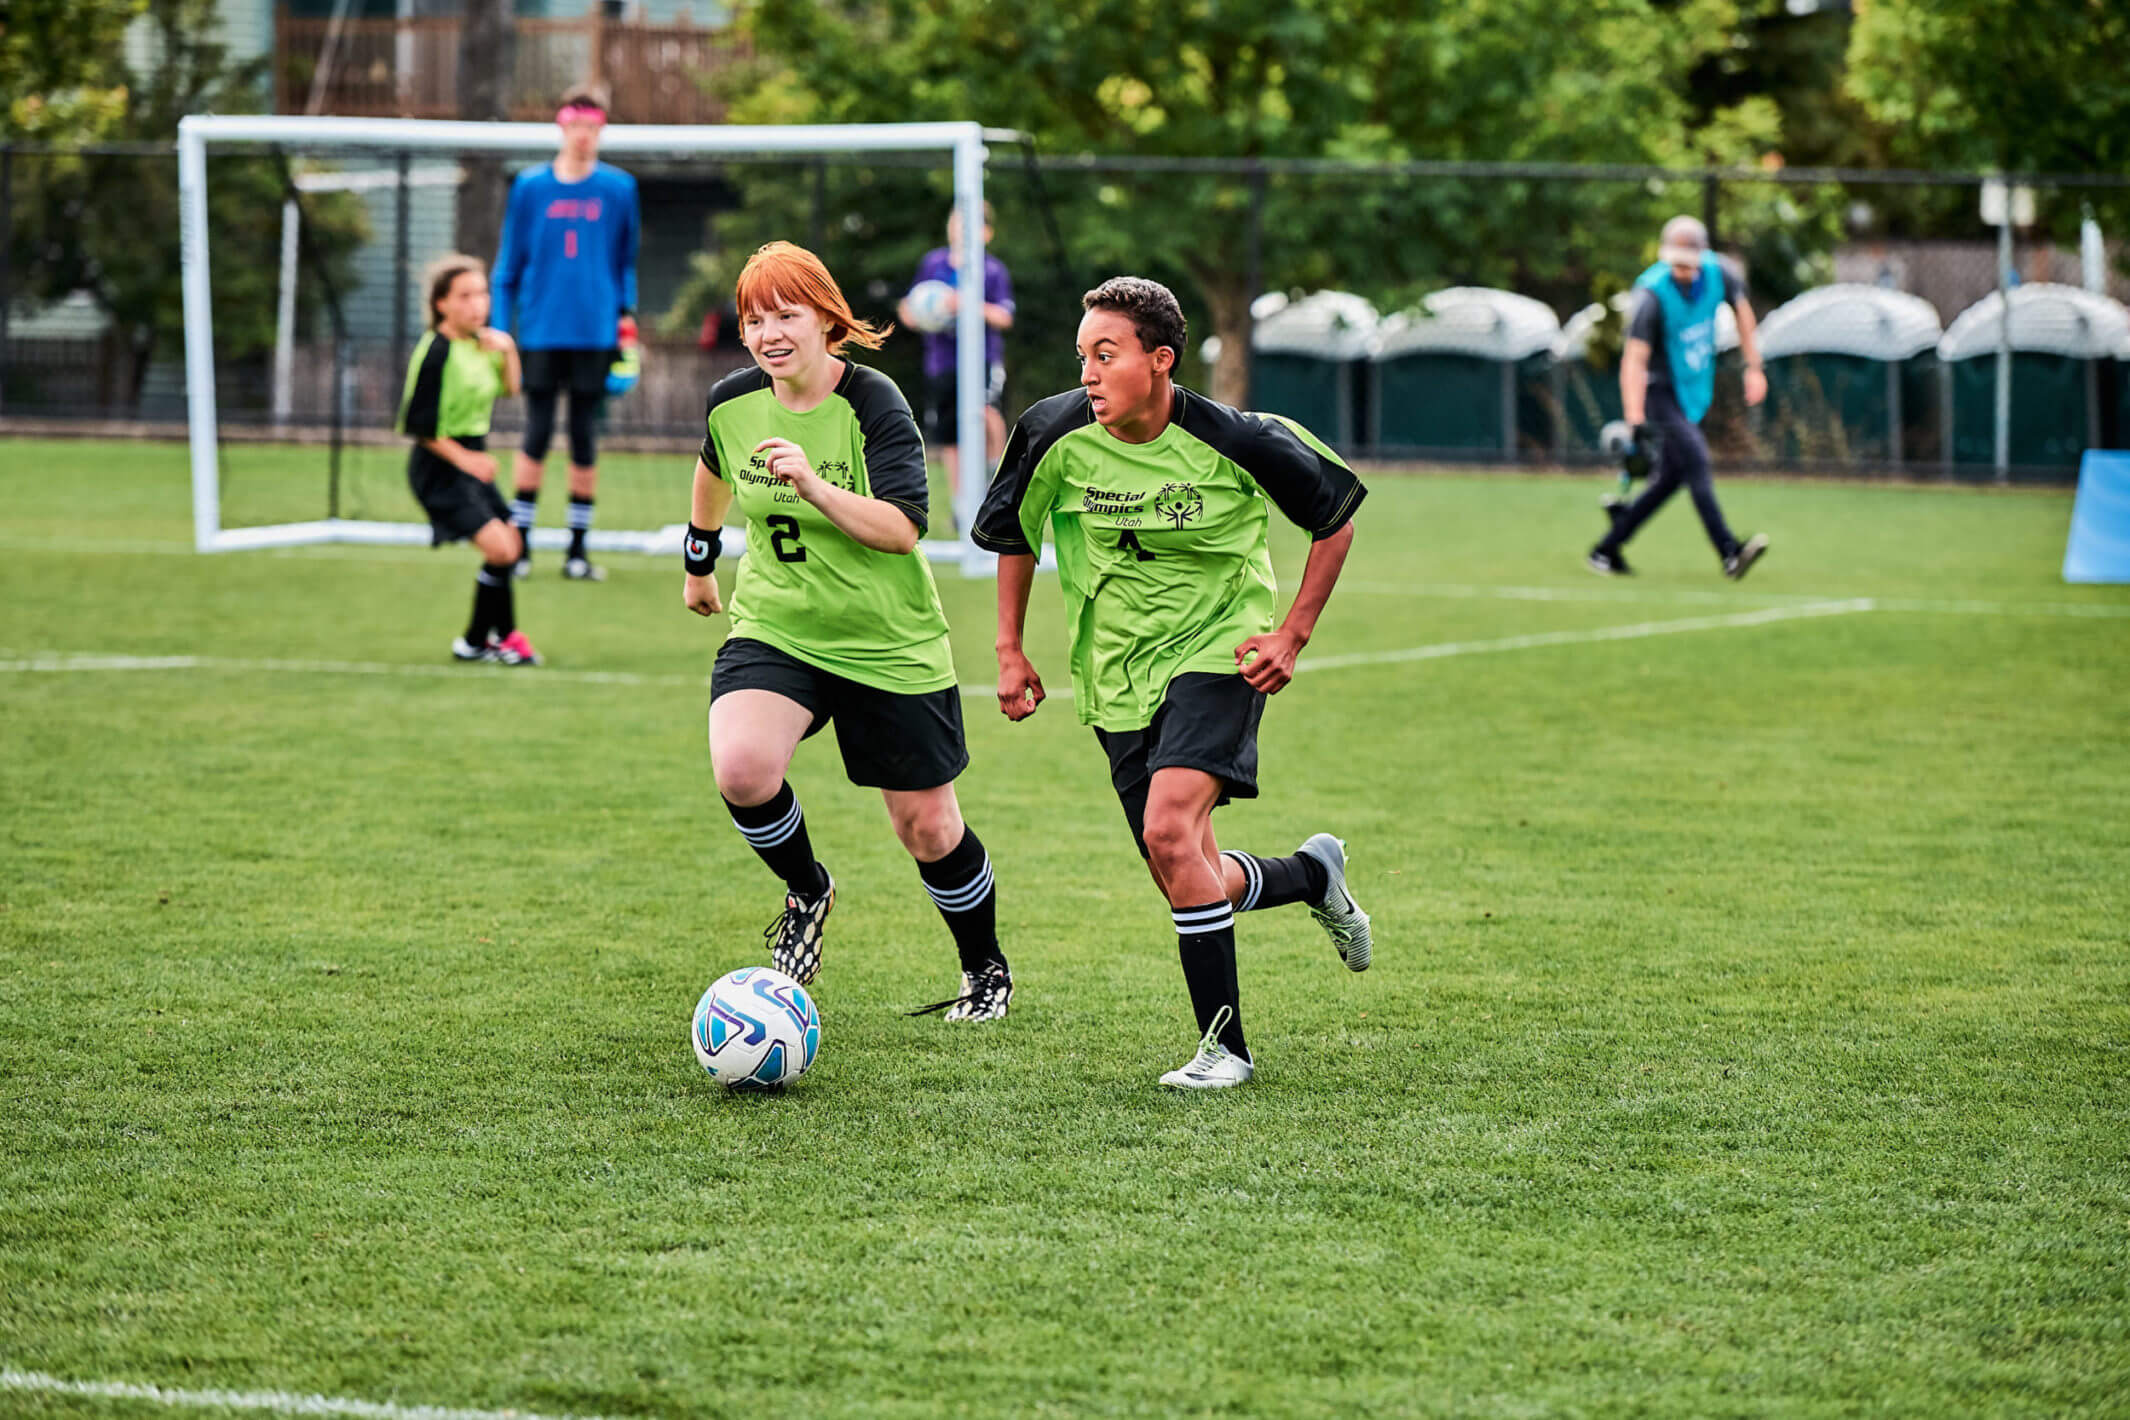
[2,437,2127,1417]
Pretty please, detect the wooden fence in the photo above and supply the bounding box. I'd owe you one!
[274,9,748,125]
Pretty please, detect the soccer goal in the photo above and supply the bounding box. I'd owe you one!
[177,115,1015,571]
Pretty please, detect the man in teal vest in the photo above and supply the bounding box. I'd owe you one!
[1589,216,1770,580]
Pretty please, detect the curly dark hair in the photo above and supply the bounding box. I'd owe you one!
[1081,276,1187,361]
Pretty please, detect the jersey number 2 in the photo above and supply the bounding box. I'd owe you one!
[767,514,807,563]
[1117,529,1156,562]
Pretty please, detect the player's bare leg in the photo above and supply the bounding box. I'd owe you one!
[711,690,832,984]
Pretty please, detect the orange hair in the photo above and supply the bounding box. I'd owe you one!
[733,240,889,354]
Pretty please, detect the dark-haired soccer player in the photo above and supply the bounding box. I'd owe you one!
[397,254,541,666]
[492,82,640,582]
[682,241,1011,1021]
[975,276,1373,1088]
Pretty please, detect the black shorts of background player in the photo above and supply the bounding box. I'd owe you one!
[395,254,541,667]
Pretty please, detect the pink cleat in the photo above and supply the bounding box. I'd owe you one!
[492,629,543,667]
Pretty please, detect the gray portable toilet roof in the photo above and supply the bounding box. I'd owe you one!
[1249,290,1379,360]
[1554,289,1738,361]
[1757,285,1942,361]
[1373,287,1560,362]
[1938,282,2130,362]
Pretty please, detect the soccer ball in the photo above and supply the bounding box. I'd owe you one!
[903,279,956,334]
[690,966,820,1088]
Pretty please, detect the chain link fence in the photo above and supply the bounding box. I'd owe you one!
[7,140,2130,499]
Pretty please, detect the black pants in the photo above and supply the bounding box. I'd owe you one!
[1601,388,1739,558]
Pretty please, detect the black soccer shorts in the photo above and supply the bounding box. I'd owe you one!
[407,443,511,547]
[710,636,969,792]
[1093,671,1267,857]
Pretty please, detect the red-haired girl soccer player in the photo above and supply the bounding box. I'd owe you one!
[679,241,1011,1021]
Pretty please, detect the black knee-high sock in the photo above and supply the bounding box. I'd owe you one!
[568,495,594,559]
[1222,850,1328,912]
[510,493,538,555]
[918,827,1003,973]
[1173,899,1248,1060]
[469,563,515,643]
[724,783,830,898]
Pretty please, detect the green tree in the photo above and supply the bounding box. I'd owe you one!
[722,0,1780,404]
[0,0,144,141]
[7,0,367,406]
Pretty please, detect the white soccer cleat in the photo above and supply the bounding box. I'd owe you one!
[1296,833,1372,972]
[1159,1006,1254,1089]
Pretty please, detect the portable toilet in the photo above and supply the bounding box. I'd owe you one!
[1756,285,1942,467]
[1938,283,2130,475]
[1369,288,1560,460]
[1247,291,1377,448]
[1551,291,1738,459]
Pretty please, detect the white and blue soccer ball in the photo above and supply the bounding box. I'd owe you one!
[690,966,820,1088]
[903,279,956,334]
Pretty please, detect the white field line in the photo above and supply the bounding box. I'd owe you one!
[1340,579,2130,618]
[1294,598,1877,673]
[0,1368,623,1420]
[0,601,1876,701]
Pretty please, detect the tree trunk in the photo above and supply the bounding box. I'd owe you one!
[454,0,515,263]
[1196,266,1254,409]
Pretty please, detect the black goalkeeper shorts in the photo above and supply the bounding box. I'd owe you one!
[711,636,969,792]
[1094,671,1266,857]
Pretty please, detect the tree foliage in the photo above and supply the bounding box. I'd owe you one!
[721,0,1791,403]
[0,0,145,141]
[6,0,367,402]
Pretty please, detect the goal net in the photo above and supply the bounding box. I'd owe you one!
[178,115,1010,571]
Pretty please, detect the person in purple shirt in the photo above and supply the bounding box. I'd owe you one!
[898,203,1014,506]
[490,82,641,582]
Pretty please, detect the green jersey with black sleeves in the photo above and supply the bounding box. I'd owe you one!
[973,386,1365,731]
[396,330,505,440]
[699,362,955,694]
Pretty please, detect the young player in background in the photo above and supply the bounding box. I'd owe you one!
[491,82,640,582]
[396,255,540,666]
[1588,216,1770,580]
[683,242,1012,1021]
[975,276,1373,1089]
[898,202,1014,510]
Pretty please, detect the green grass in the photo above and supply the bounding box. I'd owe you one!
[3,437,2127,1417]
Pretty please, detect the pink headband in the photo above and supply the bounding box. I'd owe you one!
[557,103,607,126]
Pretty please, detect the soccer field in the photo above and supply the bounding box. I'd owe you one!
[3,438,2127,1417]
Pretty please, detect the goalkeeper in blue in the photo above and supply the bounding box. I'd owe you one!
[491,82,640,582]
[974,276,1373,1090]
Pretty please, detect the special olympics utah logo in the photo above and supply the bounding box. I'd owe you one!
[1152,482,1202,528]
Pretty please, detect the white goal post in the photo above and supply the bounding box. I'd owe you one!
[178,114,1013,571]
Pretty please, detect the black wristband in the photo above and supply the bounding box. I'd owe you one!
[683,524,718,576]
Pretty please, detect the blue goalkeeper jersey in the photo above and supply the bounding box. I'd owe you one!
[491,163,639,350]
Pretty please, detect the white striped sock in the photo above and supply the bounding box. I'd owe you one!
[733,796,803,848]
[510,498,537,526]
[568,499,594,531]
[1172,902,1235,935]
[1221,850,1263,912]
[924,858,994,913]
